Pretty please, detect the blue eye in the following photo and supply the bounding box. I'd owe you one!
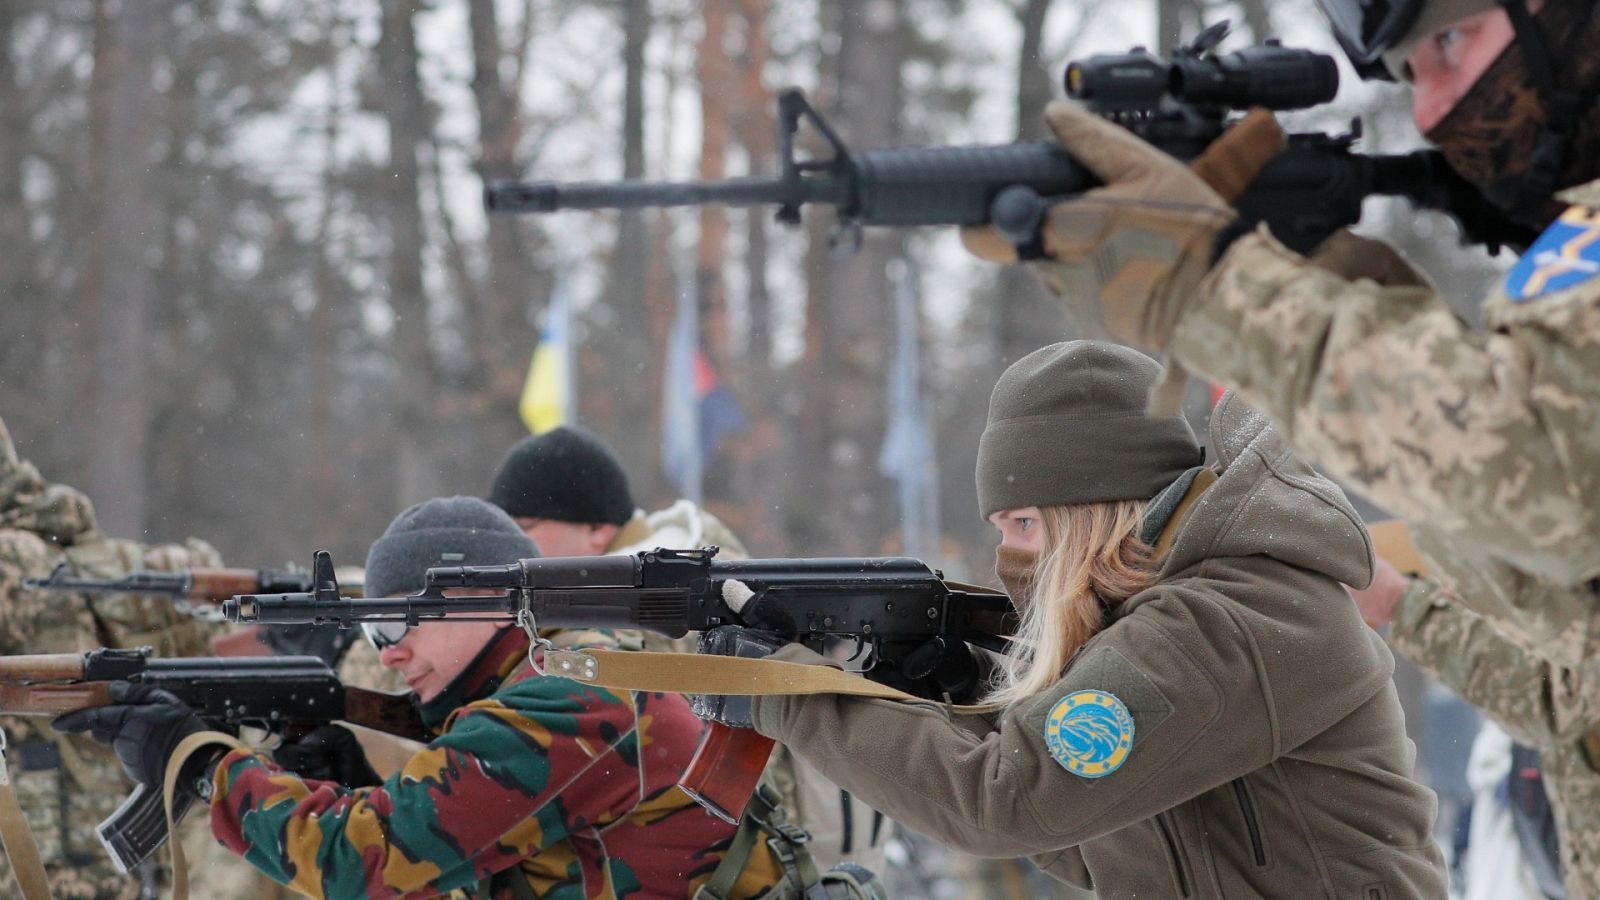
[1018,518,1034,531]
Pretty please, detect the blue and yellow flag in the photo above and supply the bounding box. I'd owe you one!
[519,288,573,434]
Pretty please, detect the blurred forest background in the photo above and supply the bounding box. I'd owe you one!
[0,0,1504,579]
[0,0,1514,892]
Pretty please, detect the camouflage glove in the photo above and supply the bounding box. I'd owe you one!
[272,723,380,787]
[962,103,1282,352]
[53,683,216,790]
[690,625,789,729]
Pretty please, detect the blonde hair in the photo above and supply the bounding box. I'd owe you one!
[985,499,1157,708]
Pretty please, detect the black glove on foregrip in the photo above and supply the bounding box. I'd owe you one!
[272,724,381,787]
[52,682,213,790]
[690,626,789,729]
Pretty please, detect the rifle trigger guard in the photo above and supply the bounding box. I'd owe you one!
[515,607,557,677]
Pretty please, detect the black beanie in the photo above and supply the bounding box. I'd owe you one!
[365,496,538,598]
[486,427,635,525]
[976,341,1203,517]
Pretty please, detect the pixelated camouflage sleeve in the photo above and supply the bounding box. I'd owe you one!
[1389,576,1600,747]
[1174,228,1600,586]
[208,675,642,900]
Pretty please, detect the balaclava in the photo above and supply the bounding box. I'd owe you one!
[1423,0,1600,227]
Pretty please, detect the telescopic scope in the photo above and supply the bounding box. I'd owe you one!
[1066,44,1339,111]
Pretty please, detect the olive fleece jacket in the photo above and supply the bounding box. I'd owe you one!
[753,394,1448,899]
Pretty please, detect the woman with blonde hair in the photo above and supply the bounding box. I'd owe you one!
[711,341,1449,898]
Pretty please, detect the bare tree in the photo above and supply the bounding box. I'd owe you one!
[585,0,662,500]
[801,0,906,554]
[376,0,442,505]
[83,0,171,535]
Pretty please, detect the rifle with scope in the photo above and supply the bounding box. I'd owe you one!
[0,648,427,873]
[226,547,1016,823]
[483,22,1536,256]
[24,562,366,665]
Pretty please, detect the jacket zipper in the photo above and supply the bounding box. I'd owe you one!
[1232,778,1268,866]
[1155,812,1193,897]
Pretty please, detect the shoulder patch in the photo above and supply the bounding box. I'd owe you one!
[1043,690,1135,778]
[1504,206,1600,303]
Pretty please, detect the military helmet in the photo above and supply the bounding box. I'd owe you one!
[1316,0,1499,79]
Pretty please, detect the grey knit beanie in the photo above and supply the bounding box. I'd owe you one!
[976,341,1202,517]
[365,496,538,598]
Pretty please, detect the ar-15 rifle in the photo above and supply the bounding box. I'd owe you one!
[483,22,1536,256]
[226,547,1015,822]
[0,648,427,873]
[24,563,366,665]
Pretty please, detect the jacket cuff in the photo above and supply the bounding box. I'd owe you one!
[1388,576,1446,644]
[750,643,835,738]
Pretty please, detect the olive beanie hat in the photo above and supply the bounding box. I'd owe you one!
[976,341,1202,517]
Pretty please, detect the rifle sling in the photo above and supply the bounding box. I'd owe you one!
[163,730,247,900]
[0,731,51,900]
[544,649,999,713]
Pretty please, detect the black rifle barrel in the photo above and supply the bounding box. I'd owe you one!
[24,569,191,596]
[487,142,1089,228]
[225,592,514,625]
[486,175,814,213]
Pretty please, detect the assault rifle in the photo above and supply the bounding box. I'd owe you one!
[484,22,1536,255]
[0,649,427,873]
[25,563,366,665]
[226,547,1015,821]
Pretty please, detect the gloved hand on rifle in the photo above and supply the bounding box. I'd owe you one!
[272,723,381,787]
[690,626,790,729]
[53,683,223,795]
[961,103,1283,353]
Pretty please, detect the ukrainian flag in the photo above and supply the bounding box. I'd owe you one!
[519,287,572,435]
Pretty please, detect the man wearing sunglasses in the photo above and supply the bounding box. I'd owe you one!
[58,496,792,898]
[486,427,894,877]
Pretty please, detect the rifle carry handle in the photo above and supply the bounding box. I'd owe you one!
[678,724,775,825]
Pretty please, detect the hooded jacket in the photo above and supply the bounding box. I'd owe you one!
[752,395,1448,898]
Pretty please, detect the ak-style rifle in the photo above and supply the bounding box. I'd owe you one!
[226,547,1015,822]
[483,23,1536,256]
[0,649,426,872]
[24,563,366,665]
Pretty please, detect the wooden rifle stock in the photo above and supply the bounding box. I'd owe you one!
[678,724,776,825]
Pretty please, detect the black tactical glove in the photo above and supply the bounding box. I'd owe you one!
[272,723,381,787]
[901,635,983,704]
[53,683,216,790]
[690,625,789,729]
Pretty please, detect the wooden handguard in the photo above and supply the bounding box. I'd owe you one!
[186,568,264,602]
[678,724,776,825]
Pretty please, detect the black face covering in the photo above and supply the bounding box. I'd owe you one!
[1423,0,1600,228]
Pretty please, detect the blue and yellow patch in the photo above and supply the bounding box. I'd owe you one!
[1504,206,1600,303]
[1043,690,1135,779]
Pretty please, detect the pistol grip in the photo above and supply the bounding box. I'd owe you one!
[678,724,776,825]
[95,782,192,873]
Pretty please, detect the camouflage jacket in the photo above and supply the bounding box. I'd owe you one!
[1390,579,1600,900]
[208,627,785,899]
[608,502,893,875]
[1173,178,1600,601]
[0,415,249,899]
